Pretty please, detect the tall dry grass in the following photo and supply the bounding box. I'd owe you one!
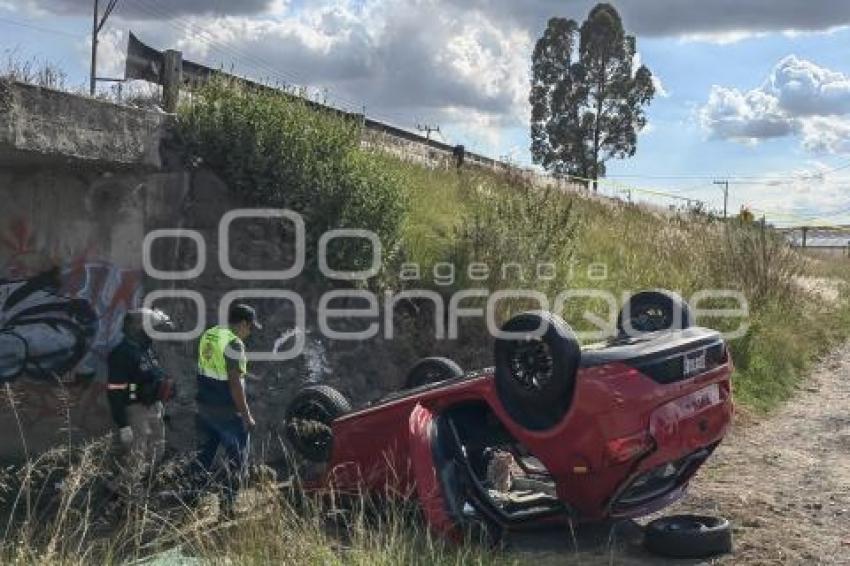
[384,157,850,411]
[0,50,68,92]
[0,397,503,566]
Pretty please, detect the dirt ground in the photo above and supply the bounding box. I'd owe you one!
[508,343,850,565]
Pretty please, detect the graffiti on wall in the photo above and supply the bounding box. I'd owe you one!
[63,260,143,368]
[0,216,142,433]
[0,268,98,382]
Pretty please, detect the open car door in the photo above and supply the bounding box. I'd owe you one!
[408,403,464,539]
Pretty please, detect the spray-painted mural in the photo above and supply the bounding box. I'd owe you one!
[0,216,143,436]
[62,260,143,371]
[0,268,98,382]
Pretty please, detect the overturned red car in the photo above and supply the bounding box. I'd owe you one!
[284,290,733,539]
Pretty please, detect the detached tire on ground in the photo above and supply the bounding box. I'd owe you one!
[404,357,464,389]
[618,290,693,336]
[285,385,351,463]
[644,514,732,558]
[493,311,581,432]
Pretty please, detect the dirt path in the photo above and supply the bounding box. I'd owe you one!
[509,343,850,565]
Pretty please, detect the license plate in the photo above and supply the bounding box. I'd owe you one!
[680,383,721,414]
[683,350,707,377]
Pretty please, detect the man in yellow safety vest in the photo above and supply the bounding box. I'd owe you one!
[193,303,260,515]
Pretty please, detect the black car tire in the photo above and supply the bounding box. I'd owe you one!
[494,311,580,431]
[404,357,464,389]
[618,290,693,336]
[285,385,351,463]
[644,514,732,558]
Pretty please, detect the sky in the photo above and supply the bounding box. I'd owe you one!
[3,0,850,227]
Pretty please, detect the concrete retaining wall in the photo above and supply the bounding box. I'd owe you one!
[0,81,173,459]
[0,81,433,461]
[0,80,602,462]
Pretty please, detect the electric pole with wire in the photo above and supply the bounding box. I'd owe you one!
[713,180,729,220]
[90,0,121,96]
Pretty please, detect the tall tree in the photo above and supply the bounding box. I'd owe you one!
[530,4,655,189]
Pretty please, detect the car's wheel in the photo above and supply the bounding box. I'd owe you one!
[284,385,351,463]
[404,357,464,389]
[618,290,693,336]
[494,311,580,431]
[644,514,732,558]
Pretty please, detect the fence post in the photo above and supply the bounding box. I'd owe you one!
[162,49,183,113]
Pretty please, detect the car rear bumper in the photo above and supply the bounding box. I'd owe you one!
[607,380,732,518]
[608,445,715,518]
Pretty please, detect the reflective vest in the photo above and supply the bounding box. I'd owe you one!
[196,326,247,407]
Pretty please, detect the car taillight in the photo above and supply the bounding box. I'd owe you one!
[605,432,655,465]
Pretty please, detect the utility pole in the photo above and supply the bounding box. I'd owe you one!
[90,0,121,96]
[416,124,441,140]
[713,180,729,219]
[90,0,98,96]
[161,49,183,112]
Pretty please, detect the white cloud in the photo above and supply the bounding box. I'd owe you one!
[442,107,510,157]
[782,25,850,40]
[652,75,669,98]
[700,55,850,154]
[745,167,850,225]
[91,29,126,78]
[765,55,850,116]
[700,84,797,142]
[74,27,126,86]
[117,0,532,136]
[634,52,668,97]
[679,31,768,45]
[801,117,850,154]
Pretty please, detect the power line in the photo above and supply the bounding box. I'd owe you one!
[565,173,843,225]
[0,17,80,39]
[132,1,427,131]
[90,0,122,95]
[133,0,419,127]
[139,0,372,113]
[132,0,304,88]
[608,158,850,184]
[101,0,120,25]
[821,159,850,174]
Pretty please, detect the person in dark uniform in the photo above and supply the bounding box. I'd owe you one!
[193,303,260,514]
[107,308,174,472]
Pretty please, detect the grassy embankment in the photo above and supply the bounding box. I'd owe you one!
[3,80,849,564]
[391,155,850,411]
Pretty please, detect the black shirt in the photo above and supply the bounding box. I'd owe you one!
[107,337,165,427]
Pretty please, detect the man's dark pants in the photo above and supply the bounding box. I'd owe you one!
[193,406,250,510]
